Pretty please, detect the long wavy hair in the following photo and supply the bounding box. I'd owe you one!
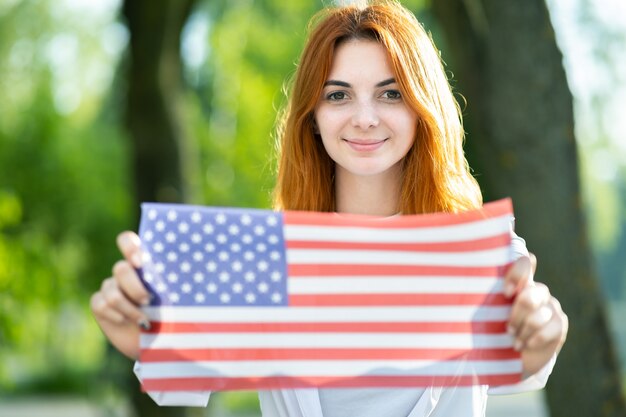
[273,0,482,214]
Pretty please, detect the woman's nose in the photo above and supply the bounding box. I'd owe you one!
[351,101,379,130]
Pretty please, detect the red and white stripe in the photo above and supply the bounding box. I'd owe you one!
[139,198,522,391]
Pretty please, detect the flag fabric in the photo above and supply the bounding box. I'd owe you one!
[137,198,522,393]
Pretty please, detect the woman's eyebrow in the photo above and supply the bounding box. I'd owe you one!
[324,80,351,87]
[375,78,396,87]
[323,78,397,88]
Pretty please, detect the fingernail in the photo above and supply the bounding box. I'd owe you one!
[119,233,130,246]
[513,340,523,351]
[138,319,151,331]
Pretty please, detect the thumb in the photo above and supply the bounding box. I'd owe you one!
[504,254,535,298]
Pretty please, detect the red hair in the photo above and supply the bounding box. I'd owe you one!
[273,0,482,214]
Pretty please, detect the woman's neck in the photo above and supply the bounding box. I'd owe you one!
[334,165,402,217]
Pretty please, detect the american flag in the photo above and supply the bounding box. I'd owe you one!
[137,198,522,393]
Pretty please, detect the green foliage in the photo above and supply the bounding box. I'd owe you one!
[185,0,323,209]
[0,0,131,394]
[0,0,328,401]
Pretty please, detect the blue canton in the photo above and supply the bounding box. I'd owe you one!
[138,204,289,307]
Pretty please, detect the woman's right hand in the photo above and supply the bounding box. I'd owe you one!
[90,231,151,360]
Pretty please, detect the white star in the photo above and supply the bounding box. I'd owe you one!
[270,251,281,261]
[256,243,267,252]
[148,209,158,220]
[191,212,202,223]
[267,234,279,245]
[242,234,253,244]
[143,230,154,242]
[155,263,165,273]
[167,272,178,283]
[205,243,215,253]
[230,243,241,253]
[232,282,243,293]
[167,210,177,221]
[206,283,217,293]
[191,233,202,243]
[218,251,229,261]
[245,293,256,303]
[270,271,282,282]
[193,272,204,282]
[155,221,165,231]
[178,222,189,233]
[193,251,204,262]
[206,261,217,272]
[228,224,240,235]
[180,262,191,272]
[232,261,243,272]
[215,213,227,224]
[244,271,256,282]
[257,260,269,271]
[217,234,228,244]
[194,293,206,303]
[266,215,278,226]
[220,293,231,303]
[165,232,176,243]
[254,225,266,236]
[179,242,190,253]
[153,242,164,253]
[169,293,180,303]
[143,272,154,283]
[141,252,152,264]
[244,251,255,261]
[219,271,230,282]
[257,282,269,293]
[181,283,192,293]
[166,251,178,262]
[241,214,252,225]
[271,292,283,303]
[203,223,214,234]
[156,282,167,293]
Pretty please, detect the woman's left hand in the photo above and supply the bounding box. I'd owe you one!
[504,253,568,377]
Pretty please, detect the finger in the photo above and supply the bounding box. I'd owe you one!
[113,260,151,306]
[529,252,537,275]
[526,298,568,351]
[100,277,150,328]
[514,304,553,350]
[90,289,126,324]
[117,231,142,268]
[503,256,534,297]
[508,282,551,336]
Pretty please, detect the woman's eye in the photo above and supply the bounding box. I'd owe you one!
[382,90,402,100]
[326,91,347,101]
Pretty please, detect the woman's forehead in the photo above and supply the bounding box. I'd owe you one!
[327,40,395,83]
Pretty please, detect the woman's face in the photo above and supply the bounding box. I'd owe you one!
[314,39,418,181]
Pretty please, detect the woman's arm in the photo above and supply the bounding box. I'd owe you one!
[504,254,569,377]
[91,232,214,406]
[90,231,150,360]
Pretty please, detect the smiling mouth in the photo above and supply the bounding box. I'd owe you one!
[343,138,387,152]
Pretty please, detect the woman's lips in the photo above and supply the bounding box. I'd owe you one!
[343,138,387,152]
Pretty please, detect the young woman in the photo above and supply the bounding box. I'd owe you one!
[91,1,568,415]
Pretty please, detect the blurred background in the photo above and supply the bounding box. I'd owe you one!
[0,0,624,416]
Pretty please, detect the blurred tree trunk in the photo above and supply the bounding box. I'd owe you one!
[432,1,626,416]
[124,0,196,212]
[121,0,197,416]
